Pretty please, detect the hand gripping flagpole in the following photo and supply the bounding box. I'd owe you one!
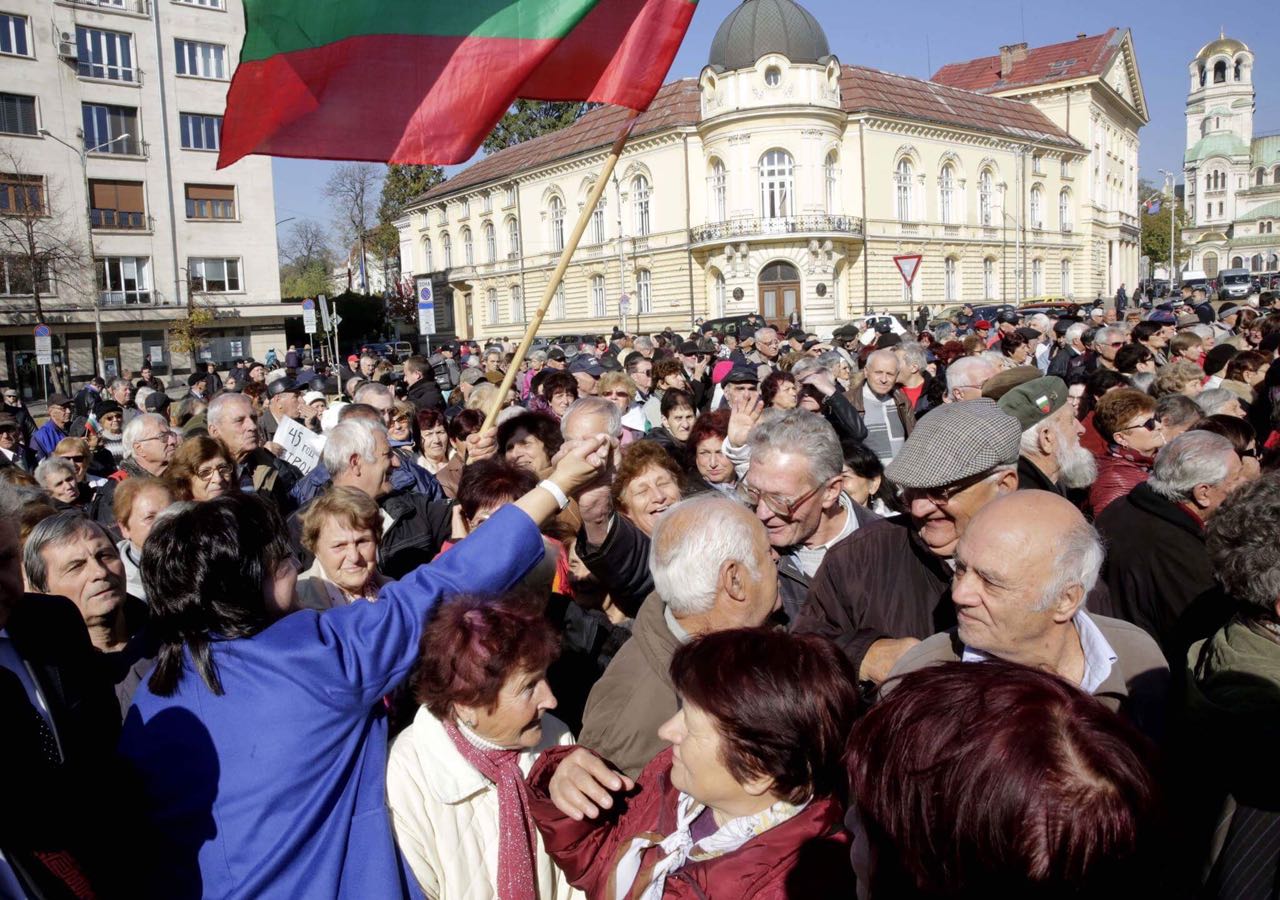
[482,109,641,432]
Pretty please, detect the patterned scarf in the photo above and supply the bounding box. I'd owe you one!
[442,719,539,900]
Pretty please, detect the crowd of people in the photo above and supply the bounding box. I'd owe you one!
[4,282,1280,898]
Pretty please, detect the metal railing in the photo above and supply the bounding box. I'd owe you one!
[690,214,863,243]
[63,0,150,14]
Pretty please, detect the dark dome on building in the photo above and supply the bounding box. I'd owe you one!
[707,0,832,72]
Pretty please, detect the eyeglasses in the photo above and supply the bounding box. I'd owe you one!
[1239,447,1259,459]
[1107,341,1127,348]
[602,391,631,399]
[737,479,826,520]
[197,464,234,482]
[900,468,996,507]
[138,431,179,445]
[1119,417,1158,433]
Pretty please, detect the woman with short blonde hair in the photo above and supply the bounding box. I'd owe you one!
[296,486,387,610]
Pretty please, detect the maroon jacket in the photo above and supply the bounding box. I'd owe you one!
[527,746,854,899]
[1089,446,1155,518]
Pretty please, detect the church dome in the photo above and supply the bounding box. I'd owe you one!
[707,0,831,71]
[1196,34,1249,61]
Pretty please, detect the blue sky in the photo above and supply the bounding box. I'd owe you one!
[270,0,1278,239]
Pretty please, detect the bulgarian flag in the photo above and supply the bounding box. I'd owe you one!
[217,0,697,168]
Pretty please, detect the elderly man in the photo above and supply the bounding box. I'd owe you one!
[260,377,303,437]
[352,382,442,499]
[746,326,781,377]
[846,349,914,463]
[1093,325,1128,371]
[107,378,136,424]
[894,342,933,415]
[568,354,604,397]
[1047,322,1089,379]
[89,412,176,525]
[32,393,73,459]
[945,356,1000,403]
[997,376,1097,494]
[1096,430,1244,664]
[23,513,152,712]
[208,393,302,515]
[795,400,1022,685]
[0,413,37,472]
[888,491,1168,738]
[577,493,779,778]
[623,353,654,403]
[288,417,451,580]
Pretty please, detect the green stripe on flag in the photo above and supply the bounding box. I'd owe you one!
[242,0,602,61]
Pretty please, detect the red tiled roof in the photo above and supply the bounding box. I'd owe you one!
[840,65,1078,147]
[930,29,1121,93]
[420,80,702,202]
[419,64,1080,203]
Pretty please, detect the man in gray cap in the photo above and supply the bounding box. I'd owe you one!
[997,375,1097,494]
[261,377,302,437]
[794,399,1022,687]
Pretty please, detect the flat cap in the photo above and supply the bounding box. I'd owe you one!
[736,326,755,342]
[981,366,1041,400]
[1176,313,1200,328]
[0,413,17,429]
[832,323,861,340]
[267,377,299,398]
[46,393,71,407]
[722,363,759,385]
[144,391,171,412]
[460,367,486,386]
[885,399,1022,489]
[997,376,1068,431]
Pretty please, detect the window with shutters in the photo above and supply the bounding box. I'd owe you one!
[0,13,31,58]
[188,257,241,293]
[174,39,227,79]
[0,93,37,136]
[98,257,151,304]
[81,104,140,155]
[90,180,146,229]
[179,112,221,150]
[76,26,136,82]
[184,184,235,220]
[0,175,45,215]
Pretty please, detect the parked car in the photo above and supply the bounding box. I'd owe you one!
[1217,267,1253,300]
[1018,300,1084,319]
[699,314,759,336]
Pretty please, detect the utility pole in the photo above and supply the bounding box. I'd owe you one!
[1159,169,1178,289]
[613,173,627,333]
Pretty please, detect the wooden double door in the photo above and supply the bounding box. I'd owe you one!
[758,261,801,331]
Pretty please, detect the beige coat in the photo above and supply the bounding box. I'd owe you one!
[386,708,580,900]
[294,557,388,612]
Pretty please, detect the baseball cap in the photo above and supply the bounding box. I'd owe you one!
[568,355,605,378]
[47,393,71,407]
[302,390,326,406]
[547,347,567,362]
[885,399,1022,489]
[144,391,171,413]
[997,376,1068,431]
[460,368,486,386]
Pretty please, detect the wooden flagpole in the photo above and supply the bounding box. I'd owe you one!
[481,109,640,432]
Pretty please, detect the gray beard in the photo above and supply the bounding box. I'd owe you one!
[1057,438,1098,489]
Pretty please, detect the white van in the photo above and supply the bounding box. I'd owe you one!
[1217,268,1253,300]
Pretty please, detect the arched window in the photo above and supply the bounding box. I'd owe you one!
[461,227,473,266]
[764,65,781,87]
[1235,60,1243,81]
[895,158,913,222]
[422,238,433,272]
[1029,185,1043,229]
[759,149,794,218]
[548,196,565,252]
[486,287,499,324]
[483,222,496,262]
[979,169,994,227]
[441,233,452,268]
[552,283,565,319]
[636,268,651,313]
[632,175,651,236]
[590,198,606,244]
[1198,64,1206,87]
[1268,253,1279,270]
[1257,168,1267,187]
[825,152,839,213]
[509,285,522,322]
[709,159,726,222]
[944,257,957,300]
[1231,256,1244,268]
[1204,252,1219,278]
[713,271,726,316]
[590,274,606,318]
[983,258,996,299]
[1214,60,1227,83]
[1058,188,1071,230]
[1273,165,1280,184]
[939,164,955,225]
[506,217,519,258]
[1060,259,1072,296]
[1252,254,1264,272]
[1032,258,1043,296]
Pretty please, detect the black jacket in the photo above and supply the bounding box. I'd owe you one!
[405,376,444,413]
[1016,455,1066,495]
[576,514,653,619]
[644,427,691,472]
[4,401,37,444]
[1095,482,1234,666]
[0,443,39,472]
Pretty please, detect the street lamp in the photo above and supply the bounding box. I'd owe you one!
[1158,168,1179,290]
[40,128,136,380]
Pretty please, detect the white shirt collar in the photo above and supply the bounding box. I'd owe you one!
[961,610,1116,694]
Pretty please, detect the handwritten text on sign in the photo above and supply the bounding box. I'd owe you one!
[273,416,325,475]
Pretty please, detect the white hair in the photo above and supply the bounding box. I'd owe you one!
[121,412,170,461]
[865,348,899,371]
[352,382,392,404]
[947,356,997,392]
[34,456,76,490]
[895,341,928,371]
[134,386,153,412]
[1065,322,1088,347]
[649,494,763,616]
[746,409,842,485]
[1093,326,1128,349]
[1027,313,1052,334]
[1036,519,1103,612]
[560,396,622,440]
[207,392,253,431]
[754,326,778,343]
[1148,431,1235,503]
[321,418,386,477]
[1196,388,1238,416]
[633,336,654,353]
[1020,414,1097,489]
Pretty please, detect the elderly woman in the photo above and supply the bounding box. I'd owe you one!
[387,591,576,899]
[295,486,388,609]
[112,476,174,600]
[599,371,639,414]
[164,435,237,501]
[54,435,106,502]
[846,661,1160,896]
[415,408,450,475]
[1089,388,1164,516]
[34,456,82,509]
[687,410,734,492]
[388,399,418,446]
[93,400,127,468]
[999,329,1032,365]
[761,371,799,410]
[117,438,613,897]
[611,440,683,536]
[527,628,858,896]
[520,349,548,399]
[540,371,580,419]
[645,389,696,470]
[498,411,564,479]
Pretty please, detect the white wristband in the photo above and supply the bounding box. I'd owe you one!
[538,479,570,511]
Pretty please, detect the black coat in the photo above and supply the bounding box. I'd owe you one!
[405,376,444,413]
[1095,482,1234,666]
[4,401,37,444]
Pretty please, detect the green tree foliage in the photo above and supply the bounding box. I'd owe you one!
[279,219,335,299]
[483,101,589,153]
[370,164,445,276]
[1140,194,1189,269]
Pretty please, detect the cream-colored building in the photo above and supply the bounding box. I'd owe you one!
[397,0,1147,340]
[0,0,288,397]
[1180,34,1280,277]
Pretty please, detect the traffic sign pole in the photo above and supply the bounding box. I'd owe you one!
[34,324,52,407]
[893,254,923,327]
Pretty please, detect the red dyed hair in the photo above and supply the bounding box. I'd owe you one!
[414,590,560,718]
[455,458,537,523]
[847,660,1161,896]
[687,409,730,451]
[670,628,859,803]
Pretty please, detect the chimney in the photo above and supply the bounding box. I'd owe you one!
[999,42,1029,77]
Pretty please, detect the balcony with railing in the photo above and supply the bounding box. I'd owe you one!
[60,0,150,15]
[90,209,151,231]
[690,214,863,246]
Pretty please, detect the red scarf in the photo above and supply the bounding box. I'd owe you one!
[442,719,539,900]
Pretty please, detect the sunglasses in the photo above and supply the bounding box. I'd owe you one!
[58,454,86,463]
[1120,417,1158,433]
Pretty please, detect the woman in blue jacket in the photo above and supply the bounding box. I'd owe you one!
[118,436,612,899]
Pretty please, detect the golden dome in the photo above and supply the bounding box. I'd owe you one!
[1196,34,1249,61]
